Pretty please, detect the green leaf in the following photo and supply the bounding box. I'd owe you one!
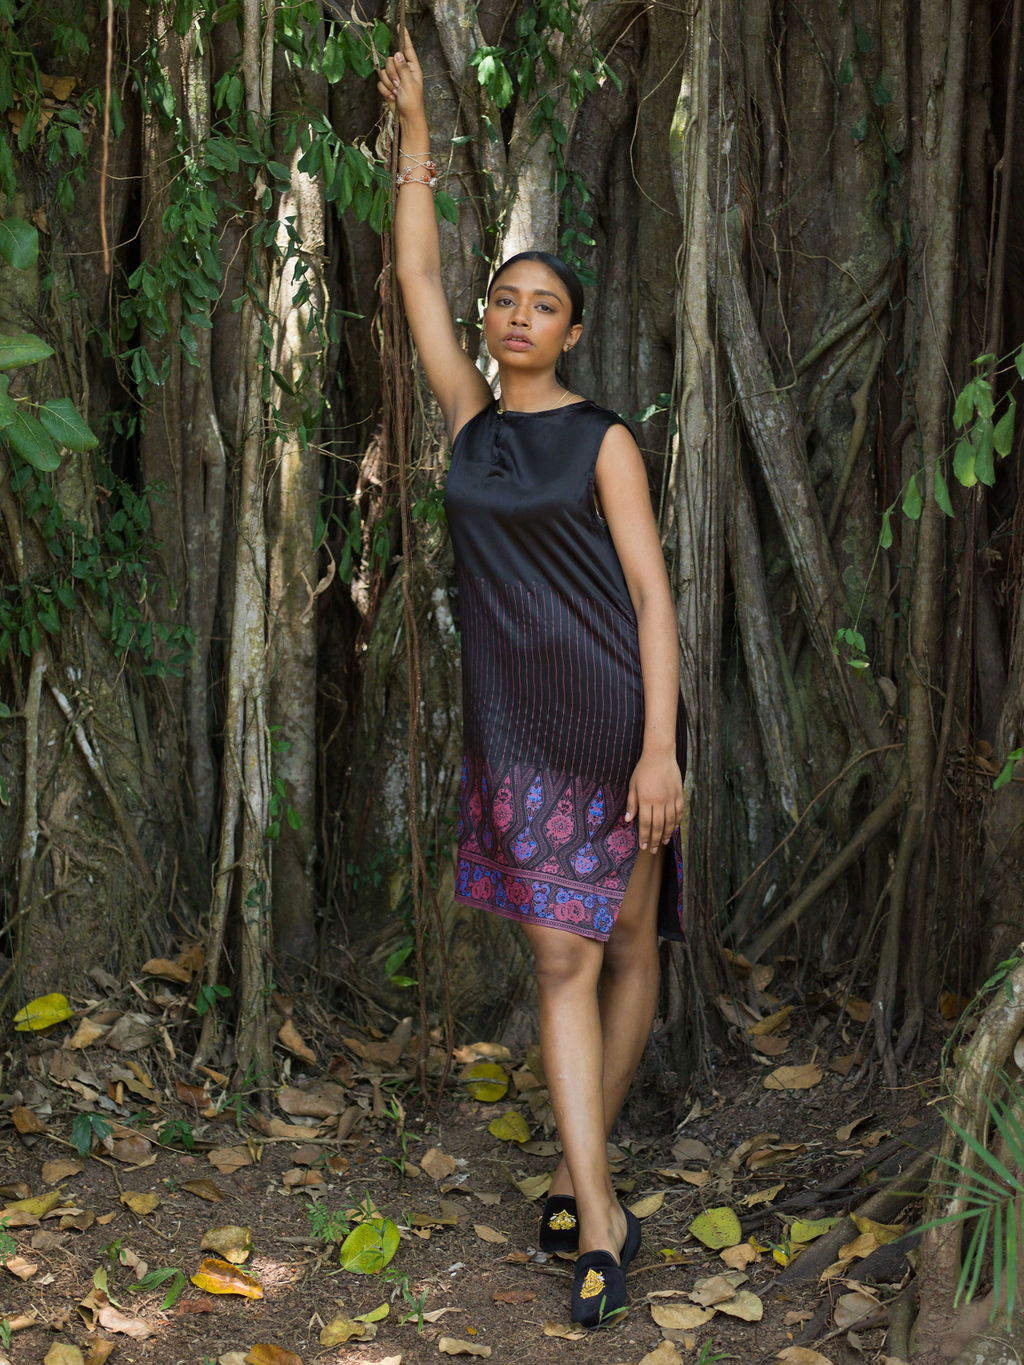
[953,379,978,428]
[1015,345,1024,381]
[0,333,54,371]
[37,397,98,451]
[0,216,39,270]
[872,78,892,106]
[854,22,873,51]
[934,466,954,517]
[902,471,922,519]
[338,1217,400,1274]
[851,115,869,143]
[838,56,854,84]
[4,408,61,470]
[435,190,458,224]
[953,437,976,488]
[994,748,1022,791]
[879,507,893,548]
[993,402,1015,457]
[974,418,996,486]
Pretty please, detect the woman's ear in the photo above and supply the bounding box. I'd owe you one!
[563,323,583,353]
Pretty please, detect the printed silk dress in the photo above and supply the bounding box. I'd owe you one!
[445,398,687,942]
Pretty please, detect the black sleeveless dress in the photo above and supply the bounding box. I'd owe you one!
[445,398,686,942]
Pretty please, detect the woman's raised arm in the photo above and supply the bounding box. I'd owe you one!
[377,29,492,437]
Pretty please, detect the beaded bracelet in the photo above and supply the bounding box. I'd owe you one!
[395,156,438,189]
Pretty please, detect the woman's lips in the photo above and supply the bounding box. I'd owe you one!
[502,334,533,350]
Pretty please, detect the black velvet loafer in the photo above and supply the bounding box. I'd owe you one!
[569,1205,642,1329]
[538,1194,579,1253]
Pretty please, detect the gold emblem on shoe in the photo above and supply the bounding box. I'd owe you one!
[549,1209,577,1231]
[580,1268,605,1299]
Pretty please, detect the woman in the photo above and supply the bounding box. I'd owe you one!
[377,29,686,1328]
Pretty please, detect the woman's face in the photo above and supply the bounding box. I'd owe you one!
[483,260,583,373]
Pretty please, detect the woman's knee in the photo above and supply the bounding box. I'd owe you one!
[524,926,602,992]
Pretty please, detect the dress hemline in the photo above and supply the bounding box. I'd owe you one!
[453,889,614,943]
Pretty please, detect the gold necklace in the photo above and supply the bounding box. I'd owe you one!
[497,388,575,415]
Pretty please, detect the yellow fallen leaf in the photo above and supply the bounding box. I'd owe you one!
[44,1345,85,1365]
[542,1322,587,1340]
[748,1004,794,1035]
[651,1302,715,1329]
[320,1315,374,1346]
[689,1207,741,1249]
[789,1215,842,1244]
[438,1337,492,1357]
[120,1191,160,1216]
[836,1115,873,1142]
[245,1346,304,1365]
[13,992,73,1031]
[201,1225,253,1263]
[338,1217,400,1273]
[5,1190,62,1217]
[355,1303,390,1323]
[68,1018,105,1049]
[852,1213,904,1243]
[748,1142,806,1170]
[741,1183,784,1209]
[515,1173,551,1201]
[629,1191,664,1219]
[473,1224,508,1244]
[191,1257,263,1298]
[716,1289,763,1320]
[462,1062,508,1103]
[839,1231,878,1260]
[763,1063,823,1090]
[655,1166,709,1186]
[487,1111,530,1143]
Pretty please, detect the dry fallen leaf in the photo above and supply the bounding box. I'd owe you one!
[741,1183,785,1208]
[142,957,192,983]
[44,1345,85,1365]
[748,1142,807,1170]
[638,1342,684,1365]
[104,1134,153,1166]
[763,1063,823,1091]
[845,996,872,1022]
[629,1191,665,1219]
[120,1191,160,1216]
[833,1288,879,1329]
[542,1322,587,1340]
[182,1178,226,1202]
[689,1274,741,1306]
[277,1083,346,1118]
[191,1257,263,1298]
[245,1345,304,1365]
[838,1231,877,1261]
[651,1303,715,1330]
[473,1224,508,1244]
[776,1350,836,1364]
[748,1004,794,1035]
[42,1160,82,1185]
[67,1018,106,1049]
[4,1255,38,1280]
[61,1210,95,1232]
[438,1337,492,1357]
[655,1166,709,1186]
[5,1190,62,1218]
[201,1225,253,1263]
[492,1289,534,1304]
[514,1173,550,1200]
[83,1339,116,1365]
[320,1316,370,1346]
[277,1018,316,1064]
[671,1136,713,1163]
[78,1288,153,1339]
[751,1035,790,1057]
[11,1105,48,1134]
[487,1110,530,1143]
[715,1289,763,1320]
[283,1168,324,1188]
[720,1242,759,1268]
[421,1148,457,1181]
[207,1146,252,1175]
[852,1213,904,1243]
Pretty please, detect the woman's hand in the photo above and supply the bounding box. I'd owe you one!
[625,748,684,853]
[377,27,425,122]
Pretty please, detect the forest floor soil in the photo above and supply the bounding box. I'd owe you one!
[0,988,945,1365]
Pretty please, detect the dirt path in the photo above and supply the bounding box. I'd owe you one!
[0,1010,936,1365]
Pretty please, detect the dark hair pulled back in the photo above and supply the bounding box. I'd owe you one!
[487,251,585,327]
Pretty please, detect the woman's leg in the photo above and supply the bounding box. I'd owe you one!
[545,847,665,1208]
[521,921,626,1256]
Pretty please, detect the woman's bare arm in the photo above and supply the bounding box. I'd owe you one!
[377,29,491,437]
[595,424,684,853]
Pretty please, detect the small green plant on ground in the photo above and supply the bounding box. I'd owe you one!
[0,1215,16,1265]
[128,1266,188,1310]
[158,1117,195,1150]
[306,1199,353,1246]
[70,1112,114,1156]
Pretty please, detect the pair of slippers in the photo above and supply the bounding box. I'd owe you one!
[538,1195,642,1328]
